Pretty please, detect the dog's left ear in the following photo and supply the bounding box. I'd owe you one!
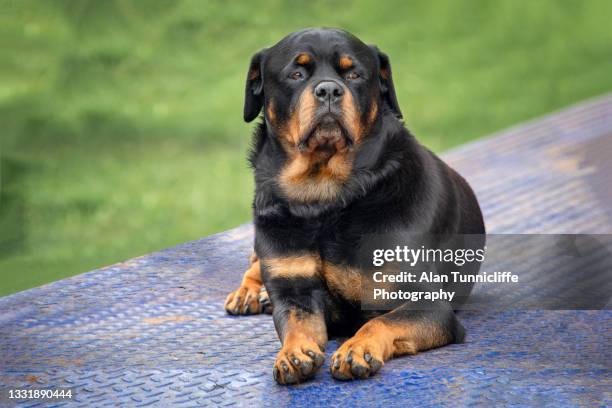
[243,49,266,122]
[370,46,402,119]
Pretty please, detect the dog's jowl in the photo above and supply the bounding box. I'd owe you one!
[224,28,485,384]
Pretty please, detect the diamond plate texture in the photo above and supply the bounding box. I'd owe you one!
[2,95,612,407]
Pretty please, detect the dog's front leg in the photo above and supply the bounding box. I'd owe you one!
[261,255,328,384]
[330,301,464,380]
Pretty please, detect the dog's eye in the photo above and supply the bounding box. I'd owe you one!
[346,72,360,81]
[289,71,304,80]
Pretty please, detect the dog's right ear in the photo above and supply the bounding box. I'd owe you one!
[243,50,266,122]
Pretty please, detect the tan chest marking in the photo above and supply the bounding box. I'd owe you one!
[278,148,354,202]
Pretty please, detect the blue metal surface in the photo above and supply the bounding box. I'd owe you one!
[1,95,612,407]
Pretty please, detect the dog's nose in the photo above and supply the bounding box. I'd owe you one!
[314,81,344,104]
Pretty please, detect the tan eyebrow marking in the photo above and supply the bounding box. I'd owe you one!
[339,55,353,69]
[296,53,312,65]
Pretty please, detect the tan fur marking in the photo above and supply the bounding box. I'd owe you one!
[283,178,341,202]
[273,309,328,383]
[321,263,362,301]
[282,89,316,145]
[264,255,321,278]
[277,85,355,202]
[278,151,353,202]
[296,90,317,143]
[282,310,328,348]
[266,99,276,124]
[380,67,390,80]
[344,317,452,361]
[278,83,365,202]
[339,55,353,70]
[320,152,353,180]
[367,99,378,129]
[296,53,312,65]
[248,68,260,80]
[224,254,264,315]
[341,89,361,142]
[241,258,262,286]
[330,315,454,379]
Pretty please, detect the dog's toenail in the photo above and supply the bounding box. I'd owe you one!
[273,367,279,381]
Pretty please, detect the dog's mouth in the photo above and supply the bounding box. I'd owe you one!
[298,115,353,155]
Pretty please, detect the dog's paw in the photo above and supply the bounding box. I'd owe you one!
[330,335,384,380]
[224,281,264,315]
[273,336,325,385]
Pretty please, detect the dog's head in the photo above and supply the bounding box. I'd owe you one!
[244,28,402,202]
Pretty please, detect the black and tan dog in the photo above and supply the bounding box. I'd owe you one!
[225,28,485,384]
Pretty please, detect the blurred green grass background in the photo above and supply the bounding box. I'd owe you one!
[1,0,611,296]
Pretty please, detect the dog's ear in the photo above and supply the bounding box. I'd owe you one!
[370,46,402,119]
[243,49,266,122]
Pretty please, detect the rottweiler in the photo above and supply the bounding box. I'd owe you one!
[224,28,485,384]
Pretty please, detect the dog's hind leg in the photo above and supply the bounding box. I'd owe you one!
[330,301,464,380]
[225,252,271,315]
